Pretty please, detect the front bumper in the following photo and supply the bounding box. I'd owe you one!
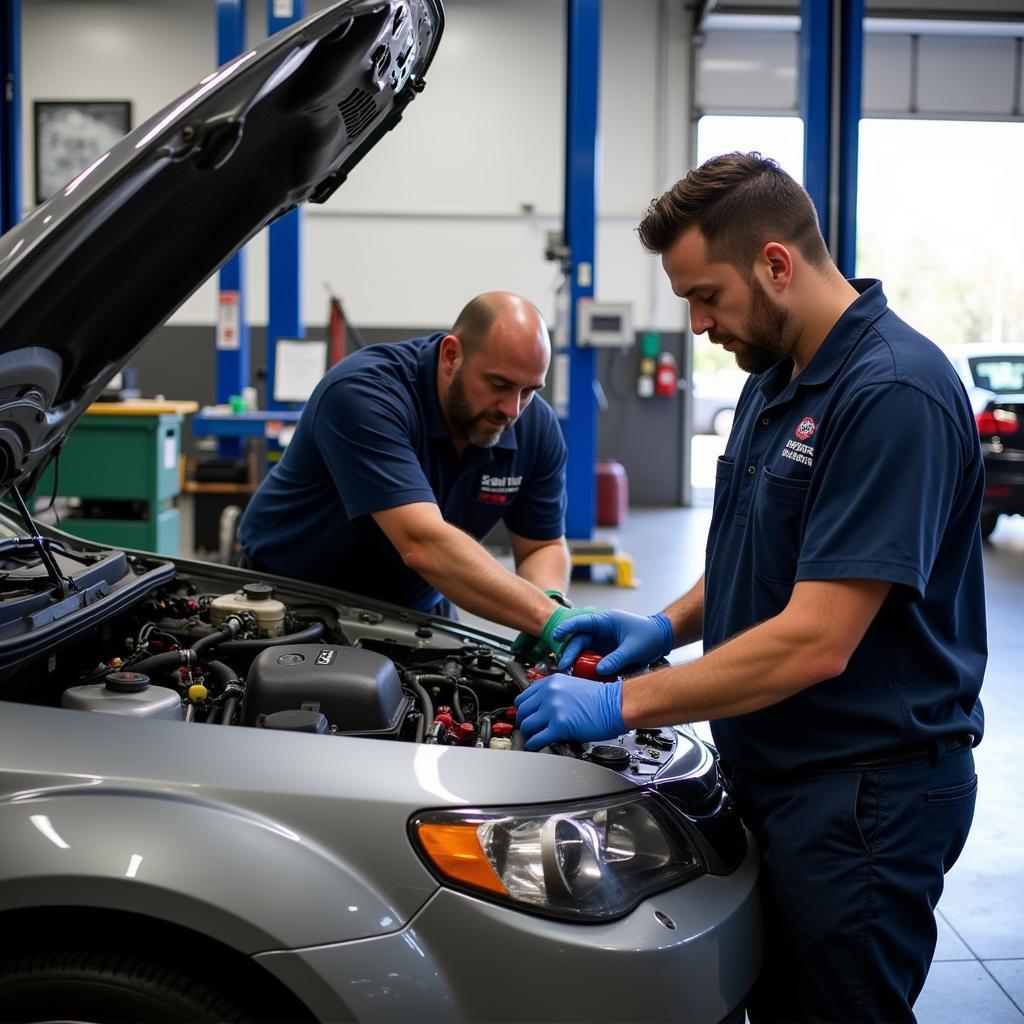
[255,837,761,1023]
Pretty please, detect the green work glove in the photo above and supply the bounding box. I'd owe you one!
[511,590,574,659]
[533,603,600,662]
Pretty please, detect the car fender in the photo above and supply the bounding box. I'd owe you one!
[0,790,427,952]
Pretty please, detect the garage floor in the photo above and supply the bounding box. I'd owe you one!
[470,509,1024,1022]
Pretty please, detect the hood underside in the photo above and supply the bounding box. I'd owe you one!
[0,0,443,495]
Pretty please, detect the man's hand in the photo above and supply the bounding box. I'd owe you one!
[551,610,674,675]
[515,674,625,751]
[512,594,598,662]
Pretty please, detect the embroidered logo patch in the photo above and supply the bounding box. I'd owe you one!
[794,417,816,441]
[476,473,522,506]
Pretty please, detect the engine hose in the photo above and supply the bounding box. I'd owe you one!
[406,672,448,687]
[191,625,236,659]
[504,659,530,693]
[477,717,492,748]
[212,622,325,659]
[405,676,433,742]
[221,695,241,727]
[511,729,526,752]
[203,660,240,690]
[129,649,195,679]
[205,705,222,725]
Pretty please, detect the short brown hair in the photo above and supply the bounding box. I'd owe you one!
[637,152,831,275]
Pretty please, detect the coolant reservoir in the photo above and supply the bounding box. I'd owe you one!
[210,582,286,637]
[62,672,183,721]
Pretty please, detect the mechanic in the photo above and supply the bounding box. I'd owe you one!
[516,153,986,1022]
[238,291,594,657]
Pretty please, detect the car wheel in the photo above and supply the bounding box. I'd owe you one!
[0,950,254,1023]
[981,511,1000,539]
[712,407,735,437]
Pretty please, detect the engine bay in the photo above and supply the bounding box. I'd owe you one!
[5,561,678,766]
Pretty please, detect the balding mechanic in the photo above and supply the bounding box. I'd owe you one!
[238,292,596,656]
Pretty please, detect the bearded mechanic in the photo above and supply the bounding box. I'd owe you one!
[239,291,595,656]
[516,154,986,1022]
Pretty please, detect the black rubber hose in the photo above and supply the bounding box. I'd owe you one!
[129,649,194,678]
[203,660,239,690]
[511,729,526,752]
[478,717,492,748]
[405,676,433,742]
[406,672,448,687]
[212,622,325,658]
[221,695,241,727]
[504,659,531,693]
[192,625,235,659]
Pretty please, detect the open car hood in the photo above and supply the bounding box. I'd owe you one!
[0,0,443,496]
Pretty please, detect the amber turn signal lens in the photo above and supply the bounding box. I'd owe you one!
[415,822,508,895]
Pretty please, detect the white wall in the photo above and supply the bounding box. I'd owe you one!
[20,0,689,333]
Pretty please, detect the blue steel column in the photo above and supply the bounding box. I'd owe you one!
[563,0,601,541]
[216,0,250,429]
[1,0,22,234]
[800,0,863,278]
[836,0,864,276]
[265,0,305,412]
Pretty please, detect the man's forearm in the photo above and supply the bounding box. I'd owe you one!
[620,578,893,727]
[514,539,570,594]
[662,575,705,647]
[407,524,556,634]
[620,605,839,727]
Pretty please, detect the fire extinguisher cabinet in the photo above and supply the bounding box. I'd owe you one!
[596,460,629,527]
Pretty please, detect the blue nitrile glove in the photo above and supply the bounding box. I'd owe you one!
[551,610,674,676]
[514,674,626,752]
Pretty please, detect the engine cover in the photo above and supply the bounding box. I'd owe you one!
[241,644,409,737]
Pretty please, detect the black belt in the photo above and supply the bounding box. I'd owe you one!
[844,733,973,770]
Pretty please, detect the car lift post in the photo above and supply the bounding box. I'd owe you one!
[0,0,22,235]
[801,0,864,277]
[265,0,306,413]
[562,0,636,586]
[215,0,250,457]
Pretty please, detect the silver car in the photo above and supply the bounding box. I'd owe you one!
[0,2,761,1021]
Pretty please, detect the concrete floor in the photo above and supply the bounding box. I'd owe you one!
[465,508,1024,1022]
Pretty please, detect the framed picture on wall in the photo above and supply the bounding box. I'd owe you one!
[33,100,132,205]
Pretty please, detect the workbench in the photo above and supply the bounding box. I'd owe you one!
[35,400,198,555]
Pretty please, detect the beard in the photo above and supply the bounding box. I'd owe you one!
[444,368,513,448]
[714,278,793,375]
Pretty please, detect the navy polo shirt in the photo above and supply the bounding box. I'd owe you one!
[706,280,987,776]
[237,334,567,611]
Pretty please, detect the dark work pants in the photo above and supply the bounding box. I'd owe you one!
[730,745,977,1024]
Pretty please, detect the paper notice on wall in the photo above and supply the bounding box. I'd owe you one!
[274,339,328,403]
[273,0,294,17]
[164,436,177,471]
[217,291,240,350]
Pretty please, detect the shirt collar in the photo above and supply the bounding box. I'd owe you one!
[759,278,889,402]
[417,334,519,451]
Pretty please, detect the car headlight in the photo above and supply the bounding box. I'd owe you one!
[410,793,703,921]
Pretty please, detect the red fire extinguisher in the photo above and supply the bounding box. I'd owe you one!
[655,352,678,397]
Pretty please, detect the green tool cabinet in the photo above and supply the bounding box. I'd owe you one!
[36,401,198,555]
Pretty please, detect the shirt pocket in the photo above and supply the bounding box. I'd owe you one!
[752,468,811,585]
[707,457,736,552]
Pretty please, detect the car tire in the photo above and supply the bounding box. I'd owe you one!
[0,949,255,1023]
[981,511,1000,539]
[712,407,735,438]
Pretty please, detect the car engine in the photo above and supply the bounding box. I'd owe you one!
[40,575,582,753]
